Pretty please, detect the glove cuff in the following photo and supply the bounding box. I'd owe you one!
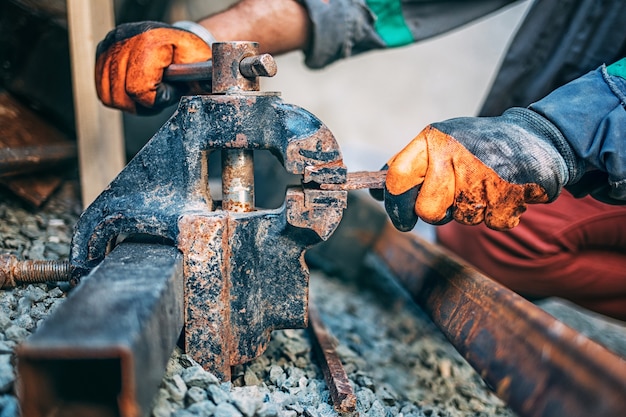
[172,21,217,47]
[502,107,585,192]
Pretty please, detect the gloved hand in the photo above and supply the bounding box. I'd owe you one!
[95,21,213,114]
[373,108,577,231]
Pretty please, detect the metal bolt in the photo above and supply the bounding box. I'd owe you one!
[239,54,277,78]
[0,254,71,289]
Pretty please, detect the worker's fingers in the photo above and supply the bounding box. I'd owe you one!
[385,130,428,196]
[384,185,420,232]
[95,43,136,112]
[410,143,456,224]
[125,28,212,110]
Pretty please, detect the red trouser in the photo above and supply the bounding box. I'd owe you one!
[436,190,626,321]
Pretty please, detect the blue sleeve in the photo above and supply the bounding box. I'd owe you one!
[296,0,519,69]
[529,64,626,202]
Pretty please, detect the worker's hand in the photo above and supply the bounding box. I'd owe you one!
[95,21,212,114]
[372,108,572,231]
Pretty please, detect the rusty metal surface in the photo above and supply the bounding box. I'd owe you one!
[17,242,184,417]
[178,214,232,380]
[371,222,626,417]
[0,91,75,204]
[0,175,64,207]
[318,170,387,191]
[212,42,262,93]
[308,303,357,413]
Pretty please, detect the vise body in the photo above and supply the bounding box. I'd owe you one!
[70,42,348,380]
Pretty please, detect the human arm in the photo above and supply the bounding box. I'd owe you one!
[374,60,626,232]
[95,0,520,112]
[95,0,310,113]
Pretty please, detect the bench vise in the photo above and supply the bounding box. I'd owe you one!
[69,42,348,380]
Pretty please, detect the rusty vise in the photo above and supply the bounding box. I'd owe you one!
[70,42,347,379]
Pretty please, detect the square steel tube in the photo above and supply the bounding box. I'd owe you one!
[16,242,184,417]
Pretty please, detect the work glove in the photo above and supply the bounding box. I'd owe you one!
[372,108,577,231]
[95,21,213,114]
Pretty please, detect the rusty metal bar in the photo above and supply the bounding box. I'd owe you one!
[371,222,626,417]
[163,60,213,82]
[17,242,184,417]
[308,303,357,413]
[222,149,255,212]
[319,170,387,191]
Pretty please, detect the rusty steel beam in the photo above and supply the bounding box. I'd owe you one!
[17,242,184,417]
[371,222,626,417]
[308,303,357,413]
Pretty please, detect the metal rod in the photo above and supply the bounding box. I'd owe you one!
[0,143,77,177]
[163,61,213,82]
[17,242,184,417]
[371,223,626,417]
[222,149,254,212]
[319,170,387,191]
[308,302,357,413]
[0,255,71,288]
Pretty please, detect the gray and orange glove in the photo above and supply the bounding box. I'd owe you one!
[373,108,581,231]
[95,21,213,114]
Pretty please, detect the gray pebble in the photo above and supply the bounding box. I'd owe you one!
[207,384,231,404]
[181,365,220,389]
[0,395,18,417]
[285,403,304,414]
[0,341,12,355]
[0,313,10,332]
[165,374,188,404]
[47,287,65,298]
[257,402,279,417]
[185,386,208,406]
[214,402,243,417]
[268,365,284,385]
[357,387,376,411]
[243,366,260,386]
[25,286,48,303]
[4,325,29,342]
[303,406,320,417]
[186,400,217,415]
[367,400,388,417]
[231,386,263,417]
[171,410,195,417]
[13,314,35,332]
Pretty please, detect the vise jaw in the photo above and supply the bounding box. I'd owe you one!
[70,42,348,379]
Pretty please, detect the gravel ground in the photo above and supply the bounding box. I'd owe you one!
[2,182,624,417]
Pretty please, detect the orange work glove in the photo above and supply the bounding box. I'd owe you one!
[95,21,213,114]
[373,108,576,231]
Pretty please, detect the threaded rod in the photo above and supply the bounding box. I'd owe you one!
[0,254,71,289]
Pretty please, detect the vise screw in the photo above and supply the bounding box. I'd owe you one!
[70,42,350,380]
